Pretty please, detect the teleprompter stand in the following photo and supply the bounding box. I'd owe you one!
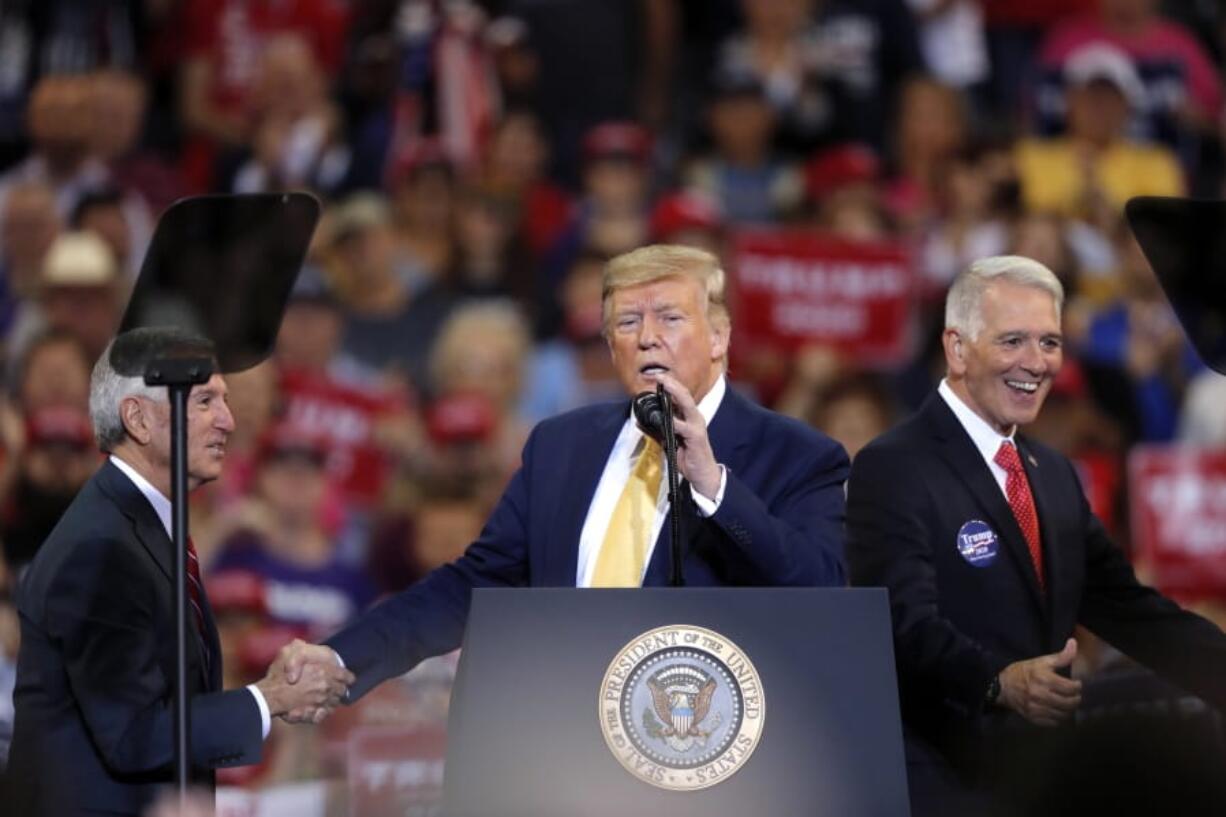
[143,357,214,794]
[120,192,320,804]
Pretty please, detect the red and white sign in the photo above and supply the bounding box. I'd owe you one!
[1072,451,1122,538]
[1130,445,1226,594]
[279,368,410,508]
[348,726,448,817]
[730,230,916,365]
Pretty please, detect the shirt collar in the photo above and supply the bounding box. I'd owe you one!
[696,374,727,426]
[938,378,1015,463]
[109,454,173,538]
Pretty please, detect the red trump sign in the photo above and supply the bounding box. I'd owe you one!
[1130,446,1226,595]
[730,230,915,365]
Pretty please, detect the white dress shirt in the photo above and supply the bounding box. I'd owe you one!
[937,379,1016,499]
[109,456,271,739]
[575,376,730,587]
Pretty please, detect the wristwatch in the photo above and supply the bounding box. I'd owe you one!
[985,674,1002,706]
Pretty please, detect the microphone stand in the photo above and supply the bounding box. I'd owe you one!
[656,385,685,587]
[144,356,213,806]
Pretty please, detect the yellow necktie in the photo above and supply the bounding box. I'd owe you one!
[591,437,663,587]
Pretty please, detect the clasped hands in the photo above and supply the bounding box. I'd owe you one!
[255,639,352,724]
[996,638,1083,727]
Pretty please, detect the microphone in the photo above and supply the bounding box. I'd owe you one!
[631,384,685,587]
[632,387,669,442]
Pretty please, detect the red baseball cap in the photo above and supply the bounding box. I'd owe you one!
[650,192,723,240]
[387,138,453,187]
[804,144,880,203]
[582,121,652,166]
[256,424,330,467]
[1050,358,1088,399]
[26,405,94,449]
[238,623,310,675]
[208,569,268,617]
[425,391,497,444]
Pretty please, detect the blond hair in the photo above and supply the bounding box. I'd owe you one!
[601,244,730,333]
[429,299,531,405]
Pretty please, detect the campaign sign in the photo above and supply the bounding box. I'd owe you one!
[1130,446,1226,594]
[279,368,408,507]
[348,726,447,817]
[1072,451,1121,537]
[730,230,915,365]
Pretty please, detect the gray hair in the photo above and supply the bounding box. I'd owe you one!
[89,337,166,451]
[945,255,1064,340]
[89,327,216,451]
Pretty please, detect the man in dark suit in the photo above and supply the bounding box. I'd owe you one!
[847,256,1226,816]
[282,244,849,702]
[4,327,353,816]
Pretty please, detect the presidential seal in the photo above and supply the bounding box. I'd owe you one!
[598,624,765,791]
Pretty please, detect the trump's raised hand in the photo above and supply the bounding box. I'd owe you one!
[644,371,722,501]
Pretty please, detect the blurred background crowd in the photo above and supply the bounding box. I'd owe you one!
[2,0,1226,813]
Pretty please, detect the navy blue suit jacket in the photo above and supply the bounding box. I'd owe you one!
[329,387,849,699]
[4,461,263,816]
[847,394,1226,779]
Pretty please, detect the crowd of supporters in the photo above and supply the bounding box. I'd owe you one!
[1,0,1225,809]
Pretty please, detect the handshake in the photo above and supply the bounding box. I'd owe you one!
[254,639,355,724]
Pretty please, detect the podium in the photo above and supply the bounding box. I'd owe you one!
[442,588,910,816]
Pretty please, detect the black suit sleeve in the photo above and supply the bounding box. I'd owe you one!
[847,444,1010,713]
[327,433,536,700]
[46,536,262,773]
[1071,458,1226,710]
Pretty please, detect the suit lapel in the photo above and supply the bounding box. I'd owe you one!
[195,571,224,689]
[1016,437,1059,627]
[923,396,1048,619]
[551,403,628,586]
[704,387,755,468]
[96,460,214,686]
[97,461,173,582]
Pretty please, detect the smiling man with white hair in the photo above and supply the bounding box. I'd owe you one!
[847,254,1226,816]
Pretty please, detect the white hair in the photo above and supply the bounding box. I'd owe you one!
[945,255,1064,340]
[89,337,166,452]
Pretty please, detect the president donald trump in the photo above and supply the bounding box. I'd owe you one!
[281,244,850,705]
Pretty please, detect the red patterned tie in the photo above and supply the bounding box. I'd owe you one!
[994,442,1045,590]
[186,537,211,667]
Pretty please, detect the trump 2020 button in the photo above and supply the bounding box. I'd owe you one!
[956,520,998,567]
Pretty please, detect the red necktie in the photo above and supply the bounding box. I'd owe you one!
[186,537,211,665]
[993,442,1044,590]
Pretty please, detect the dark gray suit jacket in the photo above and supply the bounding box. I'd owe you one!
[848,393,1226,792]
[4,460,262,816]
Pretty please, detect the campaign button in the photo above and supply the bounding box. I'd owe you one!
[956,520,998,567]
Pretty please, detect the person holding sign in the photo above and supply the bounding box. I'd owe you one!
[846,255,1226,816]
